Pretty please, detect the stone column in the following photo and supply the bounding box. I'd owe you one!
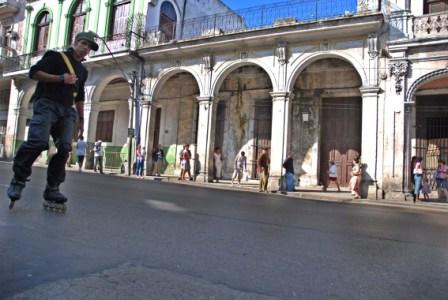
[268,92,291,192]
[195,96,216,183]
[84,102,98,169]
[4,79,22,159]
[140,99,152,175]
[360,87,381,199]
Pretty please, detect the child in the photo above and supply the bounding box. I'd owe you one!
[323,161,341,192]
[421,178,430,201]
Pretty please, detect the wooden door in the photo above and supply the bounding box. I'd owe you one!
[251,102,272,179]
[320,98,361,186]
[152,108,162,149]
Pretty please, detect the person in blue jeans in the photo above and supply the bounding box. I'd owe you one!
[6,31,98,209]
[413,157,423,203]
[282,153,296,192]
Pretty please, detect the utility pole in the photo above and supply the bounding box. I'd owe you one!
[127,51,145,176]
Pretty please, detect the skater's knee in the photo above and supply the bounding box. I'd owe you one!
[57,143,72,154]
[20,140,49,152]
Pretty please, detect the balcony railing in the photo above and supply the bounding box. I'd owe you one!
[142,0,358,47]
[3,0,359,73]
[414,11,448,38]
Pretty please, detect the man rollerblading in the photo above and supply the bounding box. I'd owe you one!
[5,31,98,211]
[7,179,26,209]
[43,185,68,213]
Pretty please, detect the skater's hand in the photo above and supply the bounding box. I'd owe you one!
[62,73,78,85]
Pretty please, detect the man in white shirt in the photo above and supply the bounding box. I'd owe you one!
[93,140,104,174]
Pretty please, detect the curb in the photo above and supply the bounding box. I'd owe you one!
[4,161,448,214]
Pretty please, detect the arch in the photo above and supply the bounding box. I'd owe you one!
[151,67,204,99]
[406,68,448,103]
[90,73,131,104]
[211,60,277,97]
[18,81,38,109]
[287,51,367,92]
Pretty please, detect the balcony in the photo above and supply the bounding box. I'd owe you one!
[414,11,448,39]
[140,0,359,47]
[0,0,20,20]
[3,0,371,74]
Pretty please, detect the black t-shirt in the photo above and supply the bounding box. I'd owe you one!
[29,48,88,107]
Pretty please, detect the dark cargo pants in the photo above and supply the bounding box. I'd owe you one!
[12,98,77,186]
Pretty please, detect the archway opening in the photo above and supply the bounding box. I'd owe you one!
[412,76,448,189]
[151,72,200,176]
[290,58,362,187]
[215,65,273,179]
[92,77,131,171]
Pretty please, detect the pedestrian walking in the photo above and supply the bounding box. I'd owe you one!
[323,160,341,192]
[257,148,270,192]
[135,144,144,178]
[76,135,87,172]
[413,157,423,202]
[349,156,362,199]
[179,144,192,180]
[282,153,296,192]
[152,144,164,176]
[93,140,104,174]
[231,151,247,186]
[213,147,223,183]
[6,31,98,211]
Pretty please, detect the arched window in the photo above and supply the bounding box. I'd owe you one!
[424,0,448,14]
[34,12,50,53]
[68,0,87,45]
[159,2,177,42]
[109,0,130,39]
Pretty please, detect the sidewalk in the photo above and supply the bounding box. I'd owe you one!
[107,169,448,213]
[21,162,448,214]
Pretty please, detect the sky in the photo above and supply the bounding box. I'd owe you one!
[223,0,280,10]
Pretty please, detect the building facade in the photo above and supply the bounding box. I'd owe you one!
[1,0,447,199]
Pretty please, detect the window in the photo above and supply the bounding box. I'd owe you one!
[0,89,11,106]
[109,0,130,39]
[96,110,115,142]
[424,0,448,14]
[2,25,12,48]
[68,0,87,45]
[159,2,177,42]
[34,12,50,53]
[426,117,448,139]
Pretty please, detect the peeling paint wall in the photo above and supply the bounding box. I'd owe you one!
[290,58,362,186]
[153,72,199,174]
[216,66,272,178]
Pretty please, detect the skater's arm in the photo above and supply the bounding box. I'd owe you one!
[31,71,77,84]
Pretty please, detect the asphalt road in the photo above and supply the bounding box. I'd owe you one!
[1,162,448,299]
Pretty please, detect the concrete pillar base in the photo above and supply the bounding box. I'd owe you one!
[268,175,281,193]
[365,182,379,199]
[195,173,213,183]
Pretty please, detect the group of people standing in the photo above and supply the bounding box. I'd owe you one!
[411,156,448,202]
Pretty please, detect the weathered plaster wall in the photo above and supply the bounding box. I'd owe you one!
[290,58,362,186]
[216,65,272,178]
[154,72,199,174]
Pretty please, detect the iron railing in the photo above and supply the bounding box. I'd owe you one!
[414,138,448,190]
[142,0,358,46]
[3,0,358,72]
